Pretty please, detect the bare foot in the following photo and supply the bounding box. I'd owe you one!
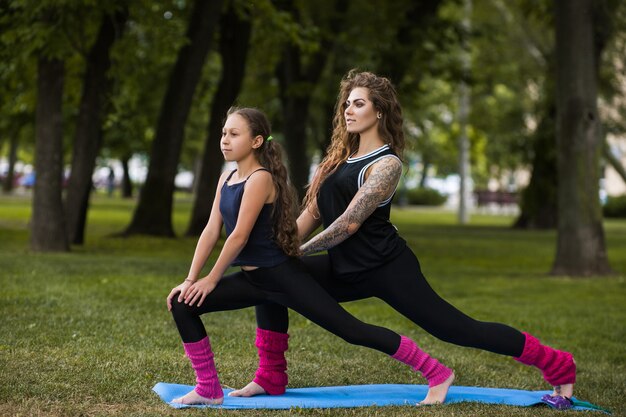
[551,383,574,399]
[419,372,455,405]
[228,381,267,397]
[551,357,576,399]
[172,389,224,405]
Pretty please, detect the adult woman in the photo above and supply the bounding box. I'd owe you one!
[231,71,576,408]
[167,107,453,405]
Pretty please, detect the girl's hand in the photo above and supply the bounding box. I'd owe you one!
[184,277,219,307]
[166,280,194,311]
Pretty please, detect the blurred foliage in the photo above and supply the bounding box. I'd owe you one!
[0,0,624,194]
[394,187,448,207]
[603,195,626,218]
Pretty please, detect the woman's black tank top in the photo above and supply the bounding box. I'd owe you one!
[317,144,406,279]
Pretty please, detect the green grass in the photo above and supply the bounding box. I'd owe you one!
[1,195,625,417]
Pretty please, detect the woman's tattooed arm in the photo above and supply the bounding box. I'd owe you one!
[300,156,402,255]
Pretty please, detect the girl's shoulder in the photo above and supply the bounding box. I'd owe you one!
[244,168,273,187]
[219,169,237,183]
[246,167,271,180]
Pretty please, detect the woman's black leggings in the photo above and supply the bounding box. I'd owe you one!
[171,258,401,355]
[256,248,526,357]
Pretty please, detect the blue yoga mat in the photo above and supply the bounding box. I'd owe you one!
[152,382,608,412]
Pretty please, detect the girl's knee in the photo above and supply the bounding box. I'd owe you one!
[170,297,195,319]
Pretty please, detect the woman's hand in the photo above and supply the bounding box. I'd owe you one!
[166,280,194,311]
[184,277,219,307]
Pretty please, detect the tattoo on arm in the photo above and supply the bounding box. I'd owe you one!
[300,156,402,255]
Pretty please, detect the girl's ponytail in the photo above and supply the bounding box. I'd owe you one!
[227,107,301,257]
[257,139,301,257]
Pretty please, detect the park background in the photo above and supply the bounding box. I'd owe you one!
[1,0,625,416]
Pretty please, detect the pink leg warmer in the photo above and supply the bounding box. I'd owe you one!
[183,337,223,399]
[253,328,289,395]
[391,336,453,388]
[514,332,576,386]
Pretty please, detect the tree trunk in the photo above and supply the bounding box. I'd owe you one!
[419,159,430,188]
[277,0,348,200]
[513,102,558,229]
[186,3,252,236]
[2,132,18,194]
[121,154,133,198]
[124,0,223,237]
[457,0,472,225]
[551,0,611,276]
[277,45,312,201]
[65,9,128,245]
[31,56,69,252]
[603,137,626,184]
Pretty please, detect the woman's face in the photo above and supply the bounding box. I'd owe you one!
[221,113,256,162]
[344,87,378,135]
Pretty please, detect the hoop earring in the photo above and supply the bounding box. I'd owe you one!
[377,113,382,119]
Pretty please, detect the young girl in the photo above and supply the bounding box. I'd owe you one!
[233,72,577,409]
[166,107,454,405]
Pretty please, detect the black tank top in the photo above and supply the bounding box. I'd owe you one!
[317,144,406,279]
[219,169,289,267]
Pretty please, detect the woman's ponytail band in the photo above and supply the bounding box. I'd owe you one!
[266,135,273,142]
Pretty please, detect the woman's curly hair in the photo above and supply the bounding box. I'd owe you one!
[304,70,405,209]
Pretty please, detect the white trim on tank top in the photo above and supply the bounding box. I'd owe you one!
[346,144,390,163]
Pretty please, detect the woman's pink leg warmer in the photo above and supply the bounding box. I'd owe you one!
[514,332,576,386]
[183,337,223,399]
[391,335,453,387]
[253,328,289,395]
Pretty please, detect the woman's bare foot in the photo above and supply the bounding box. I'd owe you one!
[551,383,574,399]
[419,372,455,405]
[551,357,576,399]
[228,381,267,397]
[172,389,224,405]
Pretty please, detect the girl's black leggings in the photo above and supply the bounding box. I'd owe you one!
[170,258,401,354]
[256,248,526,357]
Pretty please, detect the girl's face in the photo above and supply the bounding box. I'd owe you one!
[344,87,379,135]
[221,113,261,162]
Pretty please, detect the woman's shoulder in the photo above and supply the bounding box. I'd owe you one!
[370,154,402,172]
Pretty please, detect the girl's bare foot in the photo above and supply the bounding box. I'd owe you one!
[419,372,455,405]
[228,381,267,397]
[172,389,224,405]
[551,383,574,399]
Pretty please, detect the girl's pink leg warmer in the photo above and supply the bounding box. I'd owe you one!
[514,332,576,386]
[183,337,223,399]
[253,328,289,395]
[391,335,453,387]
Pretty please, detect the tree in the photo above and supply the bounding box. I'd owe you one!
[186,1,252,236]
[275,0,348,199]
[31,54,69,252]
[514,97,558,229]
[123,0,223,237]
[551,0,612,276]
[65,7,128,245]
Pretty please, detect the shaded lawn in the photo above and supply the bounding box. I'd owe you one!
[0,194,625,417]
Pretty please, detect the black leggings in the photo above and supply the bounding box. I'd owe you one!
[256,248,526,357]
[171,258,400,354]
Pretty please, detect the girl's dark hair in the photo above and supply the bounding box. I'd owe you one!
[227,107,300,257]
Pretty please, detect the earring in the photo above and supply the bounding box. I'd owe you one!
[377,113,382,119]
